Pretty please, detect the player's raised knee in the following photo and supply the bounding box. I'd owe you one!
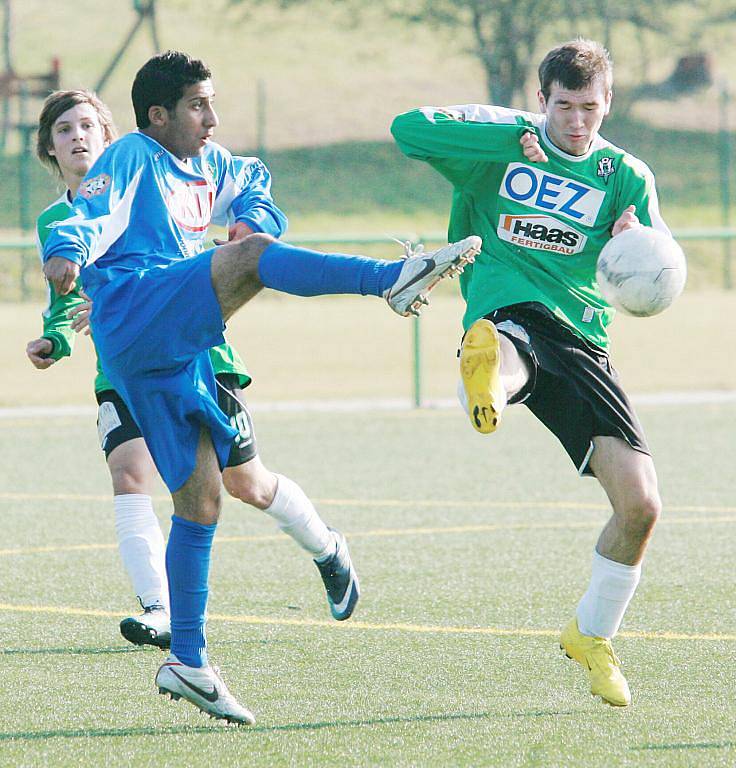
[236,232,276,264]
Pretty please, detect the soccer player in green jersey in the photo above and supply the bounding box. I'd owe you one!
[392,39,677,707]
[27,89,361,649]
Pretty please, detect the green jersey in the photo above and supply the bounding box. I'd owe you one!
[391,104,670,349]
[36,194,251,391]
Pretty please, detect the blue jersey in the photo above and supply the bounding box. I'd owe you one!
[41,132,287,492]
[43,131,286,329]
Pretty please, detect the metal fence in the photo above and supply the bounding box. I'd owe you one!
[3,229,735,407]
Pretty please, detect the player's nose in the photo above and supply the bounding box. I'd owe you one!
[204,107,219,129]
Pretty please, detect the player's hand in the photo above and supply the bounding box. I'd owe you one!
[43,257,80,295]
[68,291,93,336]
[213,222,254,245]
[520,131,548,163]
[26,338,56,369]
[612,205,642,236]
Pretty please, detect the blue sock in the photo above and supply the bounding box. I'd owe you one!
[258,241,404,297]
[166,515,217,668]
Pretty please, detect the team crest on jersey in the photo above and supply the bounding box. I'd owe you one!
[166,179,215,233]
[497,213,587,255]
[421,106,465,123]
[499,163,604,226]
[79,174,110,199]
[597,157,616,184]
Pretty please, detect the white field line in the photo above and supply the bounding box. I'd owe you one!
[0,601,734,642]
[2,389,736,419]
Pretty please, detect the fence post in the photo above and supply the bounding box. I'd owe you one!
[412,314,422,407]
[719,85,732,289]
[17,84,32,300]
[256,78,266,160]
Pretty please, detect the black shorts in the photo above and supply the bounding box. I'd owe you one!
[95,373,258,467]
[484,302,650,476]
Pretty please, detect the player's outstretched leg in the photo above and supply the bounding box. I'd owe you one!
[559,618,630,707]
[120,602,171,649]
[460,319,507,434]
[156,654,256,725]
[212,233,481,321]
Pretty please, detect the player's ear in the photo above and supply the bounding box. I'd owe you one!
[147,105,168,128]
[604,89,612,116]
[537,89,547,113]
[47,145,56,157]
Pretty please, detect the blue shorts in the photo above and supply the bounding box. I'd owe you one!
[91,249,237,492]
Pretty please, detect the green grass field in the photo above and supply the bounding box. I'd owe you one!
[2,400,736,767]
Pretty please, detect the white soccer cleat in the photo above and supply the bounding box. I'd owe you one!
[156,653,256,725]
[120,604,171,649]
[384,235,481,317]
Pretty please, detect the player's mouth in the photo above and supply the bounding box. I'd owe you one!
[71,147,88,155]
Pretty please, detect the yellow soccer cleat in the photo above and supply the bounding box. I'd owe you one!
[460,318,506,434]
[560,618,631,707]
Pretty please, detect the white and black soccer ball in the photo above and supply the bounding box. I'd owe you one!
[596,227,687,317]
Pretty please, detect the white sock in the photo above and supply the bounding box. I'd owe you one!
[264,475,334,559]
[576,550,641,639]
[114,494,169,610]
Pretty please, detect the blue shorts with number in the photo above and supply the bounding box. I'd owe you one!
[91,248,237,492]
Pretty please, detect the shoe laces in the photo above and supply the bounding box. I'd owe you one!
[387,235,424,260]
[143,604,167,616]
[594,637,622,667]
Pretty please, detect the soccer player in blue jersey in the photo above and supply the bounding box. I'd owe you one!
[27,88,366,652]
[42,51,479,724]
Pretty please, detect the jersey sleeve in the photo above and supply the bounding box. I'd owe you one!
[613,156,671,235]
[34,212,86,360]
[211,154,287,237]
[391,105,537,186]
[42,140,147,267]
[40,287,87,360]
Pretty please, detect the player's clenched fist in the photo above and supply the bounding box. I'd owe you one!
[26,337,56,369]
[520,130,548,163]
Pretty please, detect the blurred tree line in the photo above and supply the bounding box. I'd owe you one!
[229,0,733,106]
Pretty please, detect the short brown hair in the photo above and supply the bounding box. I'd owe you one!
[36,89,117,177]
[538,39,612,100]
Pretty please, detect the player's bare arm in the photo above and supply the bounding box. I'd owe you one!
[612,205,642,236]
[520,130,548,163]
[43,256,80,295]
